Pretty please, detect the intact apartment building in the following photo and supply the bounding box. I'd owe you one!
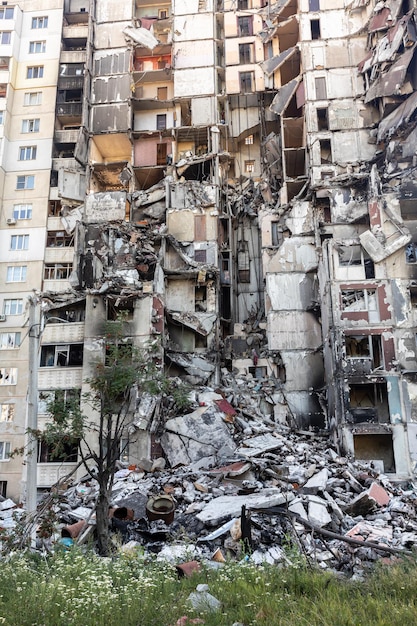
[1,0,417,503]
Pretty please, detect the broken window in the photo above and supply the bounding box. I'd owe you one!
[406,243,417,264]
[271,223,290,247]
[315,76,327,99]
[319,139,332,164]
[338,244,362,266]
[317,107,328,131]
[46,304,85,323]
[40,344,83,367]
[106,298,134,321]
[410,285,417,307]
[345,334,383,369]
[48,200,61,216]
[310,19,321,39]
[38,437,78,463]
[341,289,378,318]
[249,366,267,379]
[0,368,17,385]
[353,433,395,473]
[156,114,166,130]
[0,332,21,349]
[237,241,250,283]
[237,16,253,36]
[44,263,72,280]
[0,403,14,422]
[239,71,254,93]
[46,231,74,247]
[195,286,207,312]
[348,382,389,424]
[239,43,254,64]
[221,253,230,283]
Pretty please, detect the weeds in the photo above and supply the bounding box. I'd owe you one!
[0,548,416,625]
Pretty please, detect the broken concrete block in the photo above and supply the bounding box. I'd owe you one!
[368,482,390,506]
[236,433,283,457]
[307,495,332,527]
[188,584,221,613]
[196,490,294,525]
[302,468,329,493]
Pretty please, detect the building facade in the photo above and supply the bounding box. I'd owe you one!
[1,0,417,503]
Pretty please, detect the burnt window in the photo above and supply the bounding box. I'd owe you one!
[319,139,332,164]
[317,107,328,130]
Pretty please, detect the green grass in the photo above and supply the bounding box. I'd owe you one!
[0,547,416,625]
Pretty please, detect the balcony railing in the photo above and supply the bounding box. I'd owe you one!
[56,102,83,117]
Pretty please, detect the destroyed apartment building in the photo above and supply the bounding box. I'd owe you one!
[1,0,417,506]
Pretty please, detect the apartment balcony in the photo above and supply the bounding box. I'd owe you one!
[62,23,88,42]
[54,129,79,144]
[64,5,89,24]
[44,247,75,264]
[344,357,374,377]
[42,321,84,344]
[52,157,79,171]
[38,367,83,389]
[58,75,84,90]
[60,50,87,64]
[56,102,83,118]
[37,462,78,488]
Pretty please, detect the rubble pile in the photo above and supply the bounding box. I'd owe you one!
[2,386,417,577]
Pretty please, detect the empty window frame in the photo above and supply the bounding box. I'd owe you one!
[156,142,167,165]
[156,114,167,130]
[0,403,14,422]
[315,76,327,99]
[340,288,378,315]
[0,441,11,460]
[3,299,23,315]
[6,266,27,282]
[32,16,48,29]
[310,19,321,39]
[317,107,329,130]
[13,204,32,219]
[0,32,11,44]
[239,71,254,93]
[10,234,29,250]
[245,160,255,173]
[410,285,417,306]
[239,43,254,64]
[0,481,6,497]
[24,91,42,105]
[40,344,83,367]
[46,231,74,247]
[0,8,14,19]
[0,332,21,349]
[0,368,17,385]
[237,16,253,36]
[345,334,383,368]
[38,438,78,463]
[319,139,332,164]
[19,145,37,160]
[22,118,40,133]
[29,41,46,53]
[27,66,44,79]
[16,175,34,189]
[44,263,73,280]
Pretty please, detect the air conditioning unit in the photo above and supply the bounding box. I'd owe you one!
[0,315,6,322]
[6,218,16,225]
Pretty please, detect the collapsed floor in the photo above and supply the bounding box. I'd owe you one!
[2,381,417,578]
